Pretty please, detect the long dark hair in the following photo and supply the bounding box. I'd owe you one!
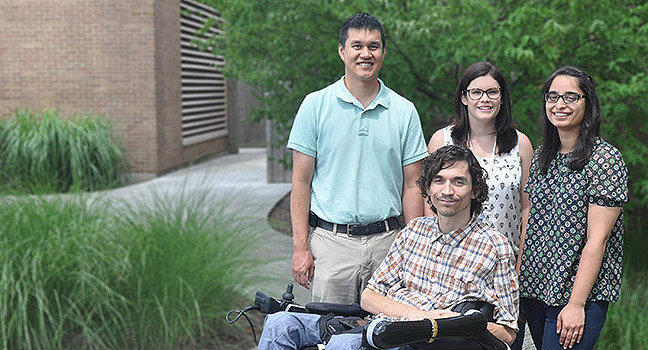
[451,62,518,155]
[418,145,489,217]
[538,66,601,174]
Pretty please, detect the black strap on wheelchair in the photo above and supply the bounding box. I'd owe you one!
[451,300,495,322]
[408,301,505,350]
[318,313,365,344]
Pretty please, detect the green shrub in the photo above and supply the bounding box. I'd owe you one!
[110,185,266,349]
[598,214,648,349]
[598,270,648,350]
[0,184,265,349]
[0,195,126,349]
[0,110,126,193]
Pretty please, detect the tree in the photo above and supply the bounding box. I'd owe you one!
[198,0,648,206]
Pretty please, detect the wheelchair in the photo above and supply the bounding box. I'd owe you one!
[227,283,511,350]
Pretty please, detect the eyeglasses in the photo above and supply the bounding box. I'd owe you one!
[464,88,501,100]
[544,92,585,104]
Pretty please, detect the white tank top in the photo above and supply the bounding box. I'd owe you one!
[442,126,522,255]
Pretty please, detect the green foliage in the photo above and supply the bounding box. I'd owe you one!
[0,185,264,349]
[600,272,648,350]
[199,0,648,206]
[111,185,266,349]
[0,196,115,349]
[0,110,127,194]
[598,215,648,349]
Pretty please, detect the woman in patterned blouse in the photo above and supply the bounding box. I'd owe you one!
[519,66,628,350]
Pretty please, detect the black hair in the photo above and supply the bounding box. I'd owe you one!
[538,66,601,173]
[451,61,518,155]
[417,145,488,217]
[339,13,386,49]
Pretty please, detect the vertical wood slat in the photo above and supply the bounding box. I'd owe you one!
[180,0,227,146]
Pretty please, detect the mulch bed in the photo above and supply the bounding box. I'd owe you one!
[267,191,292,236]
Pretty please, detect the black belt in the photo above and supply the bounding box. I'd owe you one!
[308,212,404,236]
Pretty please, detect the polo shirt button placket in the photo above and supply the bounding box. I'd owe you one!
[358,110,369,136]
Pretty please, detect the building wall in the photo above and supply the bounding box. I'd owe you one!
[0,0,231,180]
[154,0,230,176]
[228,79,265,148]
[154,0,184,174]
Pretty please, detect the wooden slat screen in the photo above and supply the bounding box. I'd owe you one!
[180,0,227,146]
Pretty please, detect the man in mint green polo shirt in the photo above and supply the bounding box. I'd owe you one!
[287,13,427,304]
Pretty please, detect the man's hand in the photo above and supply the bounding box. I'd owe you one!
[377,308,459,321]
[292,247,315,289]
[424,309,459,319]
[557,302,585,349]
[405,309,458,321]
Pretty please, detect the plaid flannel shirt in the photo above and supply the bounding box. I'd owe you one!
[366,215,519,330]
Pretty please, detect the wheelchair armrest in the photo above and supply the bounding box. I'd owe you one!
[304,302,370,318]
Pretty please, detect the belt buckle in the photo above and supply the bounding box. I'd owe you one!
[347,224,369,236]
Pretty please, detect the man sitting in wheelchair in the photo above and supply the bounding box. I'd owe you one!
[259,145,519,349]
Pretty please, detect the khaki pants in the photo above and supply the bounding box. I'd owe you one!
[309,225,398,304]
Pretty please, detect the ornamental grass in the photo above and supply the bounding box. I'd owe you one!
[0,110,126,194]
[0,183,265,349]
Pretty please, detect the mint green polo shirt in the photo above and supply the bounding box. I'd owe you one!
[287,77,427,224]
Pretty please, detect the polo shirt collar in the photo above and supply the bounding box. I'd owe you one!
[335,76,390,110]
[433,214,479,247]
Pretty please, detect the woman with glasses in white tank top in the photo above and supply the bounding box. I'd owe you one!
[426,62,534,349]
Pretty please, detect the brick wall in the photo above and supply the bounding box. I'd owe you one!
[0,0,231,179]
[154,0,184,173]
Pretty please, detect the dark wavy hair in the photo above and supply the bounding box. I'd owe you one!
[451,62,518,155]
[538,66,601,173]
[418,145,489,217]
[339,13,386,49]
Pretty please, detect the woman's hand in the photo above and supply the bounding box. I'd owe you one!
[556,302,585,349]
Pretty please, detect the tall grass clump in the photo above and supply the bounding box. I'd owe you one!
[0,183,267,349]
[110,185,267,349]
[0,110,126,194]
[0,195,128,350]
[597,214,648,349]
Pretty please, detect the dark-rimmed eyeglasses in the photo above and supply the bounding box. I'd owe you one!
[464,88,501,100]
[544,92,585,104]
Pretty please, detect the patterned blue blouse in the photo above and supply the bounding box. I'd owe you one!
[519,138,627,305]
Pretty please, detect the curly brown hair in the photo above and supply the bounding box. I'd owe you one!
[417,145,488,217]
